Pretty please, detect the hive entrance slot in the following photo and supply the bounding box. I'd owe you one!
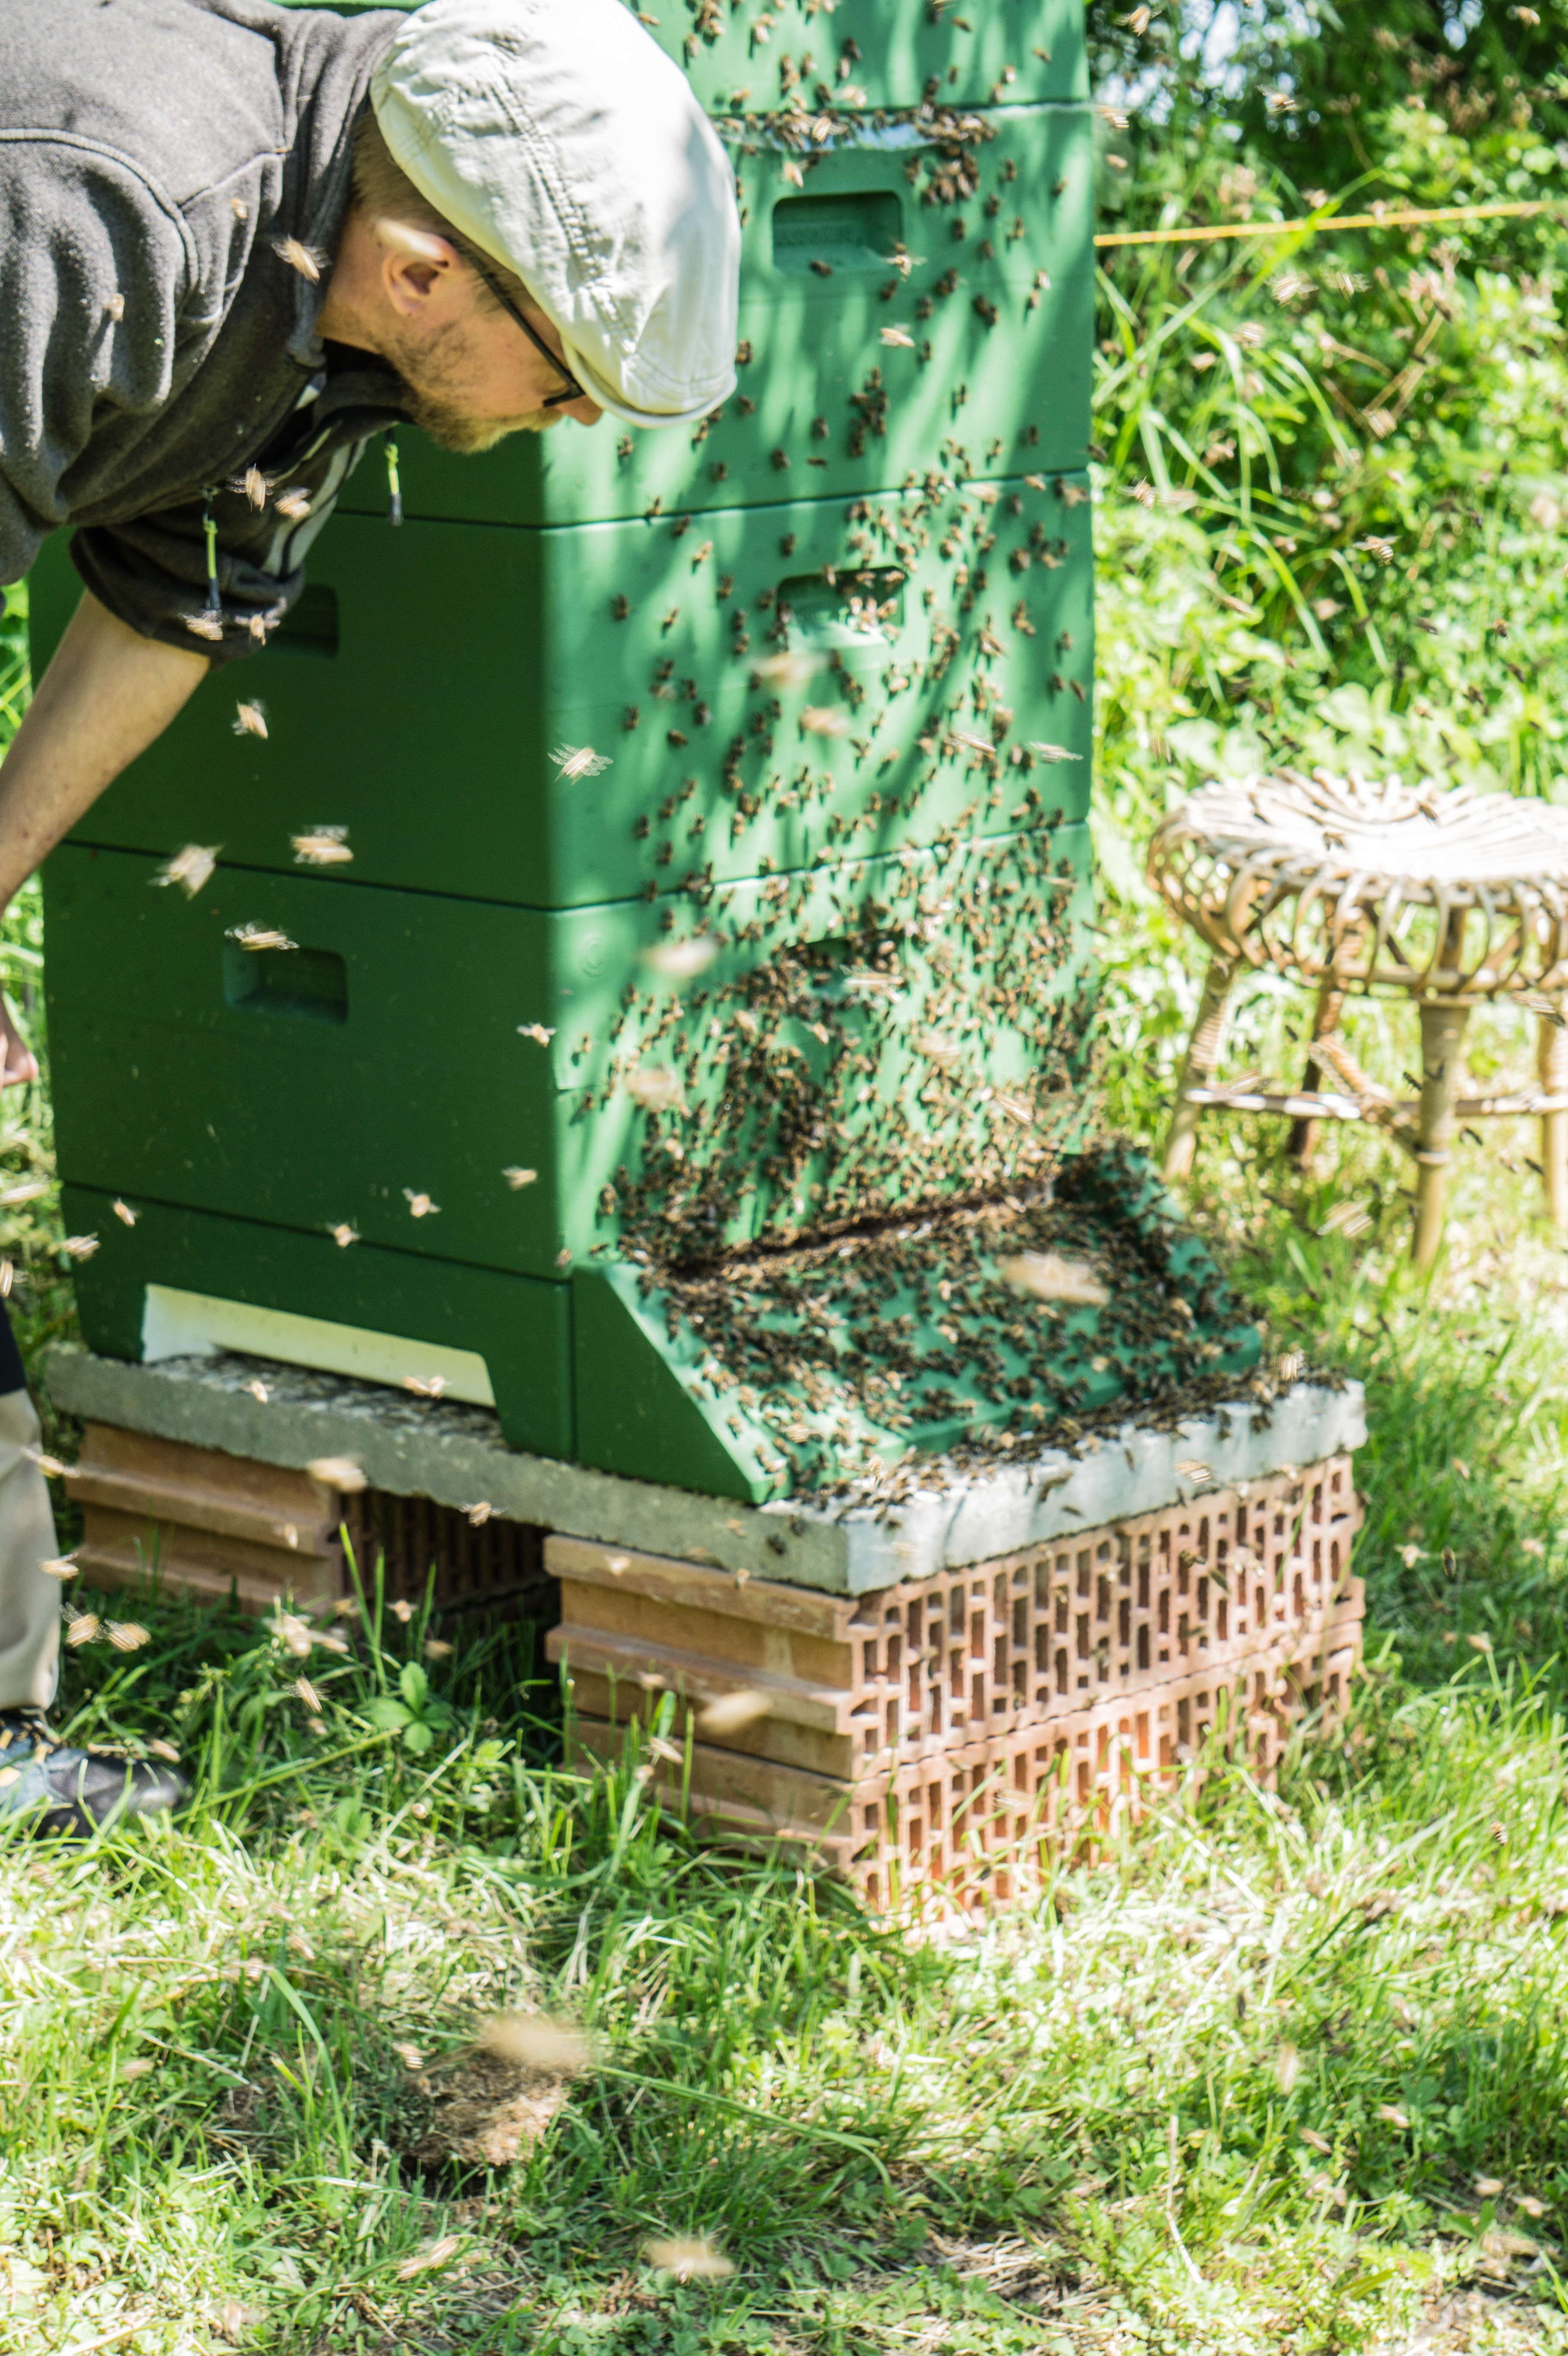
[223,944,348,1025]
[777,567,906,654]
[770,190,902,275]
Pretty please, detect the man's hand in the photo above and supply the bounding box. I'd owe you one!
[0,996,36,1089]
[0,589,208,918]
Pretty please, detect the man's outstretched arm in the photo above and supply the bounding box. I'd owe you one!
[0,589,207,1084]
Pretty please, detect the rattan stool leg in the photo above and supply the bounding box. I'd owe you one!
[1539,1008,1568,1227]
[1287,981,1347,1170]
[1412,1001,1470,1270]
[1162,955,1235,1184]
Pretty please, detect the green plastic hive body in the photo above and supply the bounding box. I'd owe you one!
[319,0,1090,118]
[36,9,1261,1501]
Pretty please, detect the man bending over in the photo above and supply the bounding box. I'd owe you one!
[0,0,740,1829]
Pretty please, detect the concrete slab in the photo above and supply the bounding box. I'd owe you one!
[46,1345,1366,1598]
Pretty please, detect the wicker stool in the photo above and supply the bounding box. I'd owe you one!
[1148,771,1568,1267]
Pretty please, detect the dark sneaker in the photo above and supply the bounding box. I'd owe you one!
[0,1711,188,1836]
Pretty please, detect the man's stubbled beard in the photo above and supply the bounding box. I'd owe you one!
[384,314,561,454]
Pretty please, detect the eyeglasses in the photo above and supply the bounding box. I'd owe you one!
[470,256,587,408]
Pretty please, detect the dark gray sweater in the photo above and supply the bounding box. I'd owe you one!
[0,0,410,662]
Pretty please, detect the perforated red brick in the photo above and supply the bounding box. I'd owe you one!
[547,1454,1362,1781]
[572,1621,1360,1910]
[842,1456,1359,1757]
[340,1488,551,1617]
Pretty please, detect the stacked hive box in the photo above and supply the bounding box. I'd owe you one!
[552,1453,1364,1905]
[33,0,1260,1506]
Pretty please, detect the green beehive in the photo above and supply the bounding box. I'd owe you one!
[36,4,1262,1502]
[324,0,1089,120]
[38,478,1095,905]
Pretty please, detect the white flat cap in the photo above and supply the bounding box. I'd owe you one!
[370,0,741,428]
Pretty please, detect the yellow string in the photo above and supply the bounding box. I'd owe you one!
[1095,197,1564,251]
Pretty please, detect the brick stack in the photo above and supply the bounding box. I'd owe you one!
[551,1454,1363,1906]
[63,1422,551,1620]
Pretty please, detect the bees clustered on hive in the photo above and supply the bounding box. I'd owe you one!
[626,1144,1261,1502]
[596,822,1091,1266]
[542,44,1162,1495]
[686,0,1027,130]
[613,456,1082,900]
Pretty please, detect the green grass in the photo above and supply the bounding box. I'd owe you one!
[8,1125,1568,2352]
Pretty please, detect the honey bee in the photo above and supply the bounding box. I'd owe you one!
[516,1023,556,1046]
[800,706,850,738]
[108,1621,151,1652]
[242,466,267,508]
[466,1501,493,1525]
[624,1065,686,1112]
[641,936,719,980]
[226,924,297,951]
[272,235,326,282]
[550,744,612,781]
[1000,1251,1109,1307]
[1025,742,1082,763]
[402,1190,440,1217]
[880,326,915,348]
[306,1455,368,1493]
[327,1222,360,1247]
[112,1200,137,1227]
[152,844,220,896]
[292,826,353,865]
[233,701,268,739]
[274,490,311,520]
[403,1373,448,1400]
[503,1166,538,1188]
[61,1235,99,1262]
[182,612,224,642]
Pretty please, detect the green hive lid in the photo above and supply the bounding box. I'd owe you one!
[574,1145,1264,1501]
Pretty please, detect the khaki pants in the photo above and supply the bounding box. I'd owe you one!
[0,1388,60,1713]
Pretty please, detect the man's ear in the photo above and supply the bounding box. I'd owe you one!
[376,219,464,319]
